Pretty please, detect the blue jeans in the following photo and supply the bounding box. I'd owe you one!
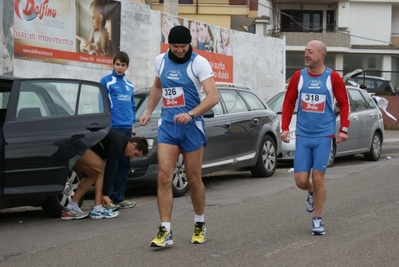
[109,127,131,203]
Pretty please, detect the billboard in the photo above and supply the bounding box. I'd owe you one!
[13,0,121,66]
[160,14,233,83]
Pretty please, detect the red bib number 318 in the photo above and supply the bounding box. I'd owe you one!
[301,93,326,113]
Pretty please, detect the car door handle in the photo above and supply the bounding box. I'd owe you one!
[225,122,231,128]
[253,118,259,123]
[369,114,375,118]
[86,123,106,131]
[353,116,359,121]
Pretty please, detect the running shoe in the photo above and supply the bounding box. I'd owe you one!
[150,226,173,247]
[312,217,325,235]
[61,207,89,221]
[110,202,120,211]
[306,191,314,212]
[90,207,119,219]
[191,222,206,244]
[115,200,136,209]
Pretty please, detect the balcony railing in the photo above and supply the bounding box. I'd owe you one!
[156,0,257,10]
[282,32,351,47]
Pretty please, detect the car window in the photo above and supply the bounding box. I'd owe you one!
[267,92,298,114]
[348,89,367,111]
[0,90,10,125]
[383,82,394,93]
[375,80,385,91]
[211,100,224,116]
[0,92,9,109]
[267,92,284,113]
[78,84,104,115]
[16,91,49,119]
[219,89,248,114]
[15,80,104,121]
[353,77,374,89]
[239,91,266,110]
[359,90,377,109]
[134,94,162,119]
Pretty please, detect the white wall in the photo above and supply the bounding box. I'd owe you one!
[349,3,392,45]
[392,6,399,34]
[1,1,285,102]
[233,31,286,100]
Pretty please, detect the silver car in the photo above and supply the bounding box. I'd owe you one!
[267,86,385,167]
[129,83,281,197]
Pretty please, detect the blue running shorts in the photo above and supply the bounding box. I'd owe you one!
[294,135,332,173]
[158,119,207,152]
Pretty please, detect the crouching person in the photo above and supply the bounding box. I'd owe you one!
[61,129,149,220]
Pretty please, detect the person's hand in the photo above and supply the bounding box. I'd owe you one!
[280,130,290,143]
[76,35,90,52]
[336,132,348,143]
[102,195,111,207]
[140,114,152,126]
[94,41,104,55]
[173,112,192,124]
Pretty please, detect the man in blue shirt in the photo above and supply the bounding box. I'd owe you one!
[100,51,136,210]
[140,26,219,247]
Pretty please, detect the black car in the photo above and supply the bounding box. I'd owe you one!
[345,71,397,96]
[129,83,282,197]
[0,75,111,217]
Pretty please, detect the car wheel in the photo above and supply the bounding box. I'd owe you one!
[172,153,189,198]
[364,132,382,161]
[41,170,84,217]
[250,135,277,177]
[327,143,336,167]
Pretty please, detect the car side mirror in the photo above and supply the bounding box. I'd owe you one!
[203,109,214,118]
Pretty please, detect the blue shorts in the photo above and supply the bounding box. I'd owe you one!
[294,136,332,173]
[158,119,207,152]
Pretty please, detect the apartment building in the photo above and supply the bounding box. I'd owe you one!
[148,0,399,87]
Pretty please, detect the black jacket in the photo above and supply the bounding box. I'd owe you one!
[91,129,129,196]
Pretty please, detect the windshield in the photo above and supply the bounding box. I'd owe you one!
[134,93,162,119]
[267,92,298,114]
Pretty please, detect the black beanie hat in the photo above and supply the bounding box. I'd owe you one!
[168,25,192,44]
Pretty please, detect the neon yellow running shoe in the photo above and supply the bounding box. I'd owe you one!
[191,222,206,244]
[150,226,173,247]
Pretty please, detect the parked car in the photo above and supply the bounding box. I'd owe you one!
[267,86,385,167]
[345,71,397,96]
[0,75,111,217]
[129,83,282,197]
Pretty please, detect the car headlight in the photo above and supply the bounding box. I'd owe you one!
[146,138,155,149]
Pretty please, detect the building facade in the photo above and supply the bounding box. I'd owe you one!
[1,1,285,102]
[151,0,399,88]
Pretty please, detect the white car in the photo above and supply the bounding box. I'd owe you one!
[267,86,385,167]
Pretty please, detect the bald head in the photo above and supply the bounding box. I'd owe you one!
[304,40,327,74]
[307,40,327,54]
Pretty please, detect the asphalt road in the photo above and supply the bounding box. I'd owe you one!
[0,132,398,267]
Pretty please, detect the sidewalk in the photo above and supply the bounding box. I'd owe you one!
[384,130,399,143]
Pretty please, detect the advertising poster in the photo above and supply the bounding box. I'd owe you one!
[160,14,233,83]
[13,0,121,66]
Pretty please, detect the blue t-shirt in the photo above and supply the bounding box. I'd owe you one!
[100,70,135,128]
[296,67,336,137]
[158,52,204,123]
